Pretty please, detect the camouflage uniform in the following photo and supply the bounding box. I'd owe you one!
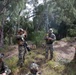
[0,54,11,75]
[26,63,40,75]
[45,28,56,60]
[16,28,27,67]
[18,45,26,66]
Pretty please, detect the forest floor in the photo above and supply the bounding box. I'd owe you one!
[0,39,76,75]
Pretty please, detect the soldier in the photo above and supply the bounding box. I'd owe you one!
[26,62,41,75]
[45,28,56,60]
[16,28,31,67]
[0,53,11,75]
[30,62,39,75]
[18,28,31,52]
[16,28,27,67]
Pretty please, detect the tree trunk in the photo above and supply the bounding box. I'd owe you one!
[0,25,3,47]
[74,47,76,60]
[16,24,18,35]
[0,0,7,47]
[33,0,38,31]
[44,0,49,32]
[74,53,76,60]
[8,35,13,45]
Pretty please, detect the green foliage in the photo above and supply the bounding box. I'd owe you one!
[0,45,12,53]
[31,30,45,46]
[12,36,17,44]
[46,60,65,73]
[68,28,76,37]
[53,28,58,34]
[4,37,9,44]
[1,0,76,46]
[5,56,18,72]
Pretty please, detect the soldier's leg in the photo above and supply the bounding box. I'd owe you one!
[45,45,49,59]
[23,46,26,63]
[50,45,53,60]
[21,46,25,67]
[18,45,24,66]
[17,46,20,65]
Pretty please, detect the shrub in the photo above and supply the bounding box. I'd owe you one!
[31,30,45,46]
[68,28,76,37]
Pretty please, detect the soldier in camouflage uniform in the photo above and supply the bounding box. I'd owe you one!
[26,62,41,75]
[0,53,11,75]
[45,28,56,60]
[16,28,27,67]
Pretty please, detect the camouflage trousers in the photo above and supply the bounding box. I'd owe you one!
[18,45,26,67]
[0,66,11,75]
[45,44,54,60]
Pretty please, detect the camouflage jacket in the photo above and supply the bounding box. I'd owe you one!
[0,61,6,74]
[45,33,56,44]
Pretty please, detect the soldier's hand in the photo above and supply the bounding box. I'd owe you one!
[45,37,48,40]
[48,37,52,40]
[2,73,6,75]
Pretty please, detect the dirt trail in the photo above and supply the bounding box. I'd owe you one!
[3,41,76,75]
[54,41,76,63]
[4,41,76,61]
[3,41,75,63]
[4,45,18,59]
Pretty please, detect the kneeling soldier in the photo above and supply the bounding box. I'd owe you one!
[0,53,11,75]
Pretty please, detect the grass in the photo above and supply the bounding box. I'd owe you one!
[0,45,15,53]
[47,60,65,72]
[5,56,18,74]
[35,54,45,59]
[45,58,76,75]
[1,45,76,75]
[61,37,71,42]
[3,52,76,75]
[5,54,36,75]
[54,41,59,44]
[0,45,9,53]
[42,67,61,75]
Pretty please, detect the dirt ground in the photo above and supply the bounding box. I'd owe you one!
[2,40,76,75]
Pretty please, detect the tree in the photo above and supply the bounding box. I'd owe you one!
[0,0,7,47]
[3,0,27,45]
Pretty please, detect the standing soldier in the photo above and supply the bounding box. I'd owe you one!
[45,28,56,60]
[16,28,27,67]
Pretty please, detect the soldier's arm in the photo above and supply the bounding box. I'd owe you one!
[16,35,21,38]
[52,34,56,41]
[23,30,27,39]
[44,33,49,40]
[48,34,56,41]
[1,62,7,74]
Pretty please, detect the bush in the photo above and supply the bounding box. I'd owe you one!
[5,56,18,73]
[68,28,76,37]
[12,36,17,44]
[31,30,45,46]
[47,61,65,73]
[4,37,9,45]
